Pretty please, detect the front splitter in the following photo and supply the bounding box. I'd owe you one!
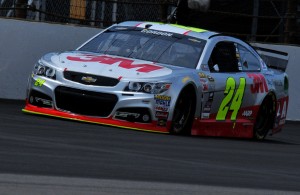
[23,104,170,134]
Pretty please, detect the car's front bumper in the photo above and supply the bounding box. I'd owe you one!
[23,74,173,133]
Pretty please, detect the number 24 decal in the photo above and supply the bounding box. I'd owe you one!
[216,77,246,121]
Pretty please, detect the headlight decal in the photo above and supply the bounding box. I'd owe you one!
[125,82,171,94]
[128,82,142,91]
[33,61,56,79]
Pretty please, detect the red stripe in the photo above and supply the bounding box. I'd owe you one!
[183,30,191,35]
[135,22,144,27]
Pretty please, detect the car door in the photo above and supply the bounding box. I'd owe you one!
[201,40,262,124]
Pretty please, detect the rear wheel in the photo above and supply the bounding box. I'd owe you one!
[253,94,275,140]
[170,88,196,135]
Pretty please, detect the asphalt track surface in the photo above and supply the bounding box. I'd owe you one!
[0,99,300,194]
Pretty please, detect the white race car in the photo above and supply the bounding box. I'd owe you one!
[23,21,289,139]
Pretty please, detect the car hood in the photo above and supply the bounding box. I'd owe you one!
[45,51,177,79]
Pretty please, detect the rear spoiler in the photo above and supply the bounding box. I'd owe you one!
[252,46,289,71]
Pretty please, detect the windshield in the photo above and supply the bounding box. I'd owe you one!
[78,26,206,69]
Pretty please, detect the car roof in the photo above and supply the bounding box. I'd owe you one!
[116,21,219,40]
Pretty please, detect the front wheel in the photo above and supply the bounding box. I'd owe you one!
[170,89,196,135]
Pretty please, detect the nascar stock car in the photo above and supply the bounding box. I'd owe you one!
[23,21,289,139]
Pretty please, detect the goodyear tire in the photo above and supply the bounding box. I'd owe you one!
[253,94,275,140]
[170,87,196,135]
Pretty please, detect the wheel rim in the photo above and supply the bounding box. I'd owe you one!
[256,104,268,130]
[254,98,273,139]
[172,94,193,134]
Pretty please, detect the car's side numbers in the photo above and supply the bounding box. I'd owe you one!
[216,77,246,121]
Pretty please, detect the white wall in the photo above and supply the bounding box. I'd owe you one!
[0,18,299,120]
[0,18,100,100]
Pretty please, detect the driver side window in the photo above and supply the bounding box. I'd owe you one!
[208,41,239,73]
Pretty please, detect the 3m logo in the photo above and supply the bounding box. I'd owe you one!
[67,54,163,73]
[247,74,268,94]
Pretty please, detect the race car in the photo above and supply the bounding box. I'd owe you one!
[23,21,289,139]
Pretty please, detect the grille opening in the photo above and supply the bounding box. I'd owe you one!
[55,86,118,117]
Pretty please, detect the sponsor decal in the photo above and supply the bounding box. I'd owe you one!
[141,29,173,37]
[155,111,169,119]
[154,95,171,101]
[155,99,171,107]
[199,78,207,83]
[34,78,46,87]
[115,111,140,119]
[155,95,171,110]
[242,110,253,117]
[198,72,206,78]
[202,83,208,91]
[81,76,97,83]
[207,75,215,82]
[182,76,190,83]
[203,101,212,112]
[157,119,167,127]
[201,113,210,119]
[155,106,169,112]
[35,97,52,106]
[201,93,214,119]
[67,55,163,73]
[247,73,268,94]
[188,38,202,43]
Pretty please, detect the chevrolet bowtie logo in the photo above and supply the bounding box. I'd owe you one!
[81,76,97,83]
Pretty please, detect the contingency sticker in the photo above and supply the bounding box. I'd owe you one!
[155,95,171,116]
[155,111,169,119]
[201,92,214,119]
[154,93,170,128]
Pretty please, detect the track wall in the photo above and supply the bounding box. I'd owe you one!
[0,18,100,99]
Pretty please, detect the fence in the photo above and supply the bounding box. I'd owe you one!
[0,0,177,27]
[0,0,299,44]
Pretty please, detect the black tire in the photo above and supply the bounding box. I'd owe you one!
[253,94,275,140]
[170,88,196,135]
